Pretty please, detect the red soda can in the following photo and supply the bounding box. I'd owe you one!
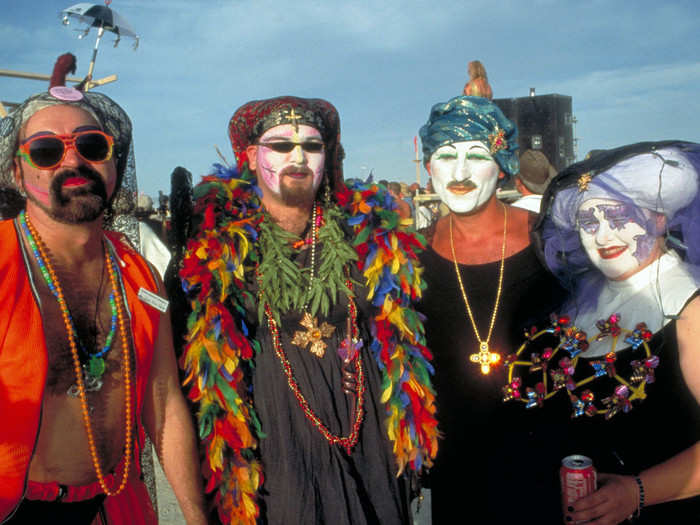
[560,455,597,508]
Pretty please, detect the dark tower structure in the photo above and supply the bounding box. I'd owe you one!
[493,93,575,172]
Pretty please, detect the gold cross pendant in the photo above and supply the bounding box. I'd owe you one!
[291,312,335,357]
[469,341,501,375]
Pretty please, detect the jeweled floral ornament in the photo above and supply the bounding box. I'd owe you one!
[502,313,656,418]
[488,127,507,154]
[291,312,336,357]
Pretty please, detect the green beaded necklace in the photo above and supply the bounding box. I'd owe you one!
[19,210,118,394]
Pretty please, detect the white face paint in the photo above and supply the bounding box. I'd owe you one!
[252,124,325,202]
[577,198,660,280]
[428,140,500,213]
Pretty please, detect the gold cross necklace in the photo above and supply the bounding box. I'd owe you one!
[449,203,508,374]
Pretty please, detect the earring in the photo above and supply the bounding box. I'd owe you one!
[323,176,332,206]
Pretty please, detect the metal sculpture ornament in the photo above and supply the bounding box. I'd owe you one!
[61,2,139,82]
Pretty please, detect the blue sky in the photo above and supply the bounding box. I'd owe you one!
[3,0,700,199]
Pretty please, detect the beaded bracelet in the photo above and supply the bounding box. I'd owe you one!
[634,475,645,518]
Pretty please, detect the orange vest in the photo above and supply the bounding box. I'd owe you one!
[0,219,161,523]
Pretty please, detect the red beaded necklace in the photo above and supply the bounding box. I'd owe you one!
[262,283,365,454]
[23,213,133,496]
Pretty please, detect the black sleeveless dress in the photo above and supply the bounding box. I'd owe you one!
[566,319,700,524]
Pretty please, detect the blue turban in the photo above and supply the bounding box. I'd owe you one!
[419,96,519,177]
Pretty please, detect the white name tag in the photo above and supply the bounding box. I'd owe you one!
[138,287,169,313]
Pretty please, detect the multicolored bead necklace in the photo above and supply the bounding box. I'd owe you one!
[19,211,118,392]
[19,210,133,496]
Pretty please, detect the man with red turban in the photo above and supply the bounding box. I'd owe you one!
[170,96,438,524]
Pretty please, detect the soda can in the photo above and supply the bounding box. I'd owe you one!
[560,455,597,508]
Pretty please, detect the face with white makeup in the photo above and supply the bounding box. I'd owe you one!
[427,140,501,214]
[246,124,325,208]
[577,198,663,280]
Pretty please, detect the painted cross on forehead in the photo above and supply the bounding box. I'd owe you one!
[287,108,303,132]
[253,124,325,199]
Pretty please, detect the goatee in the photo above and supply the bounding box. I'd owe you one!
[279,165,318,208]
[25,166,110,224]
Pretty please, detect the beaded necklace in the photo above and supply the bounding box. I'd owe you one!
[262,281,365,454]
[19,211,118,392]
[19,210,133,496]
[257,206,365,452]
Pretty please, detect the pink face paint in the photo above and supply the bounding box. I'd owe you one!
[23,180,51,206]
[255,124,325,199]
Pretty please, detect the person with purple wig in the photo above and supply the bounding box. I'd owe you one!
[535,141,700,524]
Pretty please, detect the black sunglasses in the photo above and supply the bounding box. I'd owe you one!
[257,140,325,154]
[17,130,114,170]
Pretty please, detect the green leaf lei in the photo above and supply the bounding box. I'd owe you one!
[256,204,359,324]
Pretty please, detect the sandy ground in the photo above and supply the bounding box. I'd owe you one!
[152,456,431,525]
[152,447,186,524]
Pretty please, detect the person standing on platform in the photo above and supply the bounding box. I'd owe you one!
[462,60,493,100]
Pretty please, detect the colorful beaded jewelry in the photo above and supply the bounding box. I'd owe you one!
[20,211,133,496]
[19,212,118,392]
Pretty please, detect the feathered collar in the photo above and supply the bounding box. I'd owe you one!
[179,164,438,524]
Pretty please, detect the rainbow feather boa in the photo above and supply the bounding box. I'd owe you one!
[179,164,438,524]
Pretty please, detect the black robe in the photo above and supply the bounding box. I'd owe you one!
[247,243,410,525]
[419,245,568,525]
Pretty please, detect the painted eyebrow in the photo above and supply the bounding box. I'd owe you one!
[261,134,323,141]
[22,125,102,142]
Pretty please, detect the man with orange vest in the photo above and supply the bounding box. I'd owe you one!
[0,88,206,524]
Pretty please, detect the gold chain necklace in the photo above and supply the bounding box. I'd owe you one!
[449,203,508,374]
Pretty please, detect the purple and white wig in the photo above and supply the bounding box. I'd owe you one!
[533,141,700,316]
